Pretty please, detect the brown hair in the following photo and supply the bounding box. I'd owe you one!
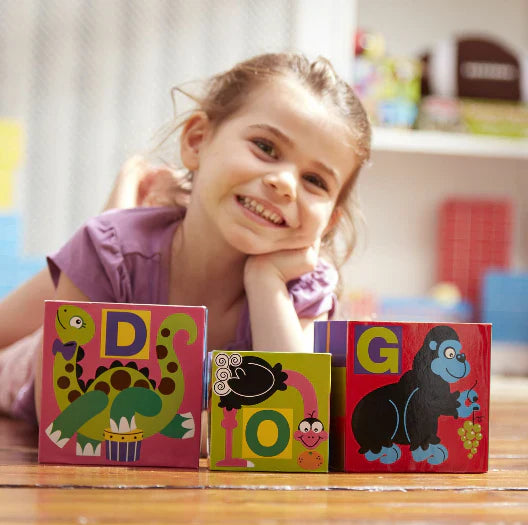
[152,52,371,292]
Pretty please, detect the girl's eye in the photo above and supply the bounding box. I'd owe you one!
[253,139,277,159]
[303,173,328,192]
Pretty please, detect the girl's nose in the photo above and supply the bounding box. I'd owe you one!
[263,170,297,200]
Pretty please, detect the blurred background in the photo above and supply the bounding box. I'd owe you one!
[1,0,527,372]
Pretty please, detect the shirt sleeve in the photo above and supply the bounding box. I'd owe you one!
[47,214,132,302]
[287,258,338,319]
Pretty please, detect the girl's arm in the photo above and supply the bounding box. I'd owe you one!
[103,155,151,210]
[0,269,53,349]
[244,245,328,353]
[104,155,185,210]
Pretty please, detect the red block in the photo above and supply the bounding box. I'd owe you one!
[438,199,512,315]
[315,320,491,473]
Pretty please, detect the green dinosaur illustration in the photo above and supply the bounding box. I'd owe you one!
[45,304,196,458]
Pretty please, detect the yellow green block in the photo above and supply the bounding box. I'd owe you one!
[209,351,331,472]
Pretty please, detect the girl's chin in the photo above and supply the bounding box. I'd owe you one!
[221,230,278,255]
[229,243,274,256]
[221,225,312,256]
[228,241,285,257]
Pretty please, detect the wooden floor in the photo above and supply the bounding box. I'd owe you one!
[1,375,527,524]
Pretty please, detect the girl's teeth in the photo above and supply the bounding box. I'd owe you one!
[239,196,283,225]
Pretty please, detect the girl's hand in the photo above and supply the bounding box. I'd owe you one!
[104,155,189,210]
[243,240,325,353]
[244,240,320,287]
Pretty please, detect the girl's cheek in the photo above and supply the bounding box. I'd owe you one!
[309,209,334,238]
[288,231,321,250]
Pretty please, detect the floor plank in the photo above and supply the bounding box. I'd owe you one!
[0,488,527,524]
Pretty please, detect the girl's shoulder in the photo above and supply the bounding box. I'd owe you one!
[93,206,185,232]
[87,206,186,252]
[47,206,186,304]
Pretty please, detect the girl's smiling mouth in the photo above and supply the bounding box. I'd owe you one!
[236,195,287,226]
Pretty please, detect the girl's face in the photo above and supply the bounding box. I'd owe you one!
[184,76,360,255]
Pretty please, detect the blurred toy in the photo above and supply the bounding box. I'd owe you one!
[39,300,206,468]
[354,29,386,60]
[315,320,490,473]
[416,96,466,132]
[482,271,528,343]
[353,30,421,128]
[421,35,527,102]
[417,36,528,136]
[380,282,472,323]
[430,282,463,305]
[379,296,472,324]
[459,98,528,138]
[437,198,513,318]
[375,282,472,324]
[417,95,528,137]
[338,289,378,320]
[209,351,331,472]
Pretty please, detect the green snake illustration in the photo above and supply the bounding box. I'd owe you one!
[45,304,196,458]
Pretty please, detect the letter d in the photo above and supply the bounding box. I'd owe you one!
[104,311,147,358]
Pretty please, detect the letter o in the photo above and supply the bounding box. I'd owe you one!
[245,410,290,457]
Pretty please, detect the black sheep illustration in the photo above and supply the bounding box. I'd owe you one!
[351,326,480,465]
[214,354,288,410]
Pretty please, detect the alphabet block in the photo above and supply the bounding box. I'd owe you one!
[208,351,331,472]
[39,300,206,468]
[314,321,491,473]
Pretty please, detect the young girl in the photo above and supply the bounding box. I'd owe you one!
[0,52,371,425]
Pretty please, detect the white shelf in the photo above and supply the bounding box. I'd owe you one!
[372,127,528,159]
